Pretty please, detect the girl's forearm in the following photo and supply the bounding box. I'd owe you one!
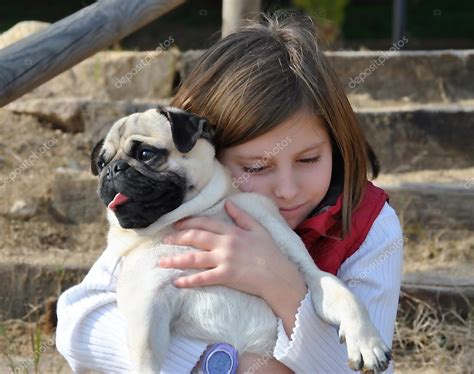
[262,265,308,337]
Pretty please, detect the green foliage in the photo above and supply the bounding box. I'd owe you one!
[292,0,349,43]
[31,323,42,373]
[0,322,17,373]
[293,0,349,26]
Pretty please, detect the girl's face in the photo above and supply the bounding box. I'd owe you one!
[219,107,333,229]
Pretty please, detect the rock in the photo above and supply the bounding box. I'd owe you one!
[356,105,474,172]
[6,98,87,132]
[177,50,205,83]
[17,50,178,101]
[0,21,50,49]
[49,168,105,224]
[5,97,171,141]
[8,199,38,220]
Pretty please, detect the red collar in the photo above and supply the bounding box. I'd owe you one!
[295,181,389,275]
[295,188,345,241]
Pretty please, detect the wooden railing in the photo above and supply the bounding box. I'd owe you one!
[0,0,185,107]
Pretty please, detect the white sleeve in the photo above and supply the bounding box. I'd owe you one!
[273,202,404,373]
[55,245,209,373]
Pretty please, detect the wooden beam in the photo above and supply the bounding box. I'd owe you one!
[222,0,262,38]
[392,0,407,45]
[0,0,185,107]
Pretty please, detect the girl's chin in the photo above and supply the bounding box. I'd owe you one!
[280,208,307,229]
[283,216,300,230]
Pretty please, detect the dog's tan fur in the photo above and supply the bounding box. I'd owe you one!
[95,108,391,373]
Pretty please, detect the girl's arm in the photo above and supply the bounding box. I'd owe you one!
[55,246,209,373]
[272,202,404,373]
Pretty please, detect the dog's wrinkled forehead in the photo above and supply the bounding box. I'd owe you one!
[90,106,215,176]
[103,110,172,157]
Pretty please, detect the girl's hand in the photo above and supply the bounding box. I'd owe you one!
[158,200,306,304]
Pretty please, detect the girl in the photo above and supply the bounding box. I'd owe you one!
[56,10,403,373]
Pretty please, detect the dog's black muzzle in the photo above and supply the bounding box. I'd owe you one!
[106,160,130,181]
[98,160,188,229]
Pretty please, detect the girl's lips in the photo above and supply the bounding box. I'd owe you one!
[279,203,305,213]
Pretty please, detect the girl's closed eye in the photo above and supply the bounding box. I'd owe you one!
[242,166,267,174]
[242,155,320,173]
[300,155,320,164]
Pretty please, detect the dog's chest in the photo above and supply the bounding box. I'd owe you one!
[116,236,201,292]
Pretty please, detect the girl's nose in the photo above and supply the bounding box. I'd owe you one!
[274,169,299,200]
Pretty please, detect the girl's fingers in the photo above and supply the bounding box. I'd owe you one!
[175,215,234,235]
[163,229,220,251]
[158,251,216,269]
[173,267,223,288]
[225,200,263,232]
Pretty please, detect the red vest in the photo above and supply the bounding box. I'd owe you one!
[295,181,389,276]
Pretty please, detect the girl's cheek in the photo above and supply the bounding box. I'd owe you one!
[242,176,272,197]
[310,162,332,196]
[238,177,257,193]
[235,173,268,193]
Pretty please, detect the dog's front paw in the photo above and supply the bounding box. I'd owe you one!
[338,320,392,372]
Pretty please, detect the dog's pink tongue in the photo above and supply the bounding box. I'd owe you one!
[108,192,130,211]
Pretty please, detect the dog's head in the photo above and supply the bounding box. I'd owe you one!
[90,106,216,229]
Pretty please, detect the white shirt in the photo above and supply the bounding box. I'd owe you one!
[56,202,403,373]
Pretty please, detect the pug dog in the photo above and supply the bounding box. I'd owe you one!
[90,106,392,373]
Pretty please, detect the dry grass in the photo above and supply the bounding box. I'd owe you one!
[393,292,473,373]
[0,320,68,373]
[0,110,472,373]
[0,296,472,373]
[393,219,474,373]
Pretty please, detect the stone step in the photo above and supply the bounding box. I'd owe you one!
[401,270,474,318]
[1,239,472,321]
[375,168,474,232]
[0,251,99,321]
[357,104,474,173]
[327,50,474,106]
[5,49,474,108]
[5,99,473,173]
[180,50,474,106]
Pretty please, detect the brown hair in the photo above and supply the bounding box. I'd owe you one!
[171,10,378,238]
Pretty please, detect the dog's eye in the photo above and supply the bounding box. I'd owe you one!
[97,156,107,171]
[138,148,156,161]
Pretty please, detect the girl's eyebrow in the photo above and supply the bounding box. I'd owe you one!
[236,141,325,160]
[296,141,326,154]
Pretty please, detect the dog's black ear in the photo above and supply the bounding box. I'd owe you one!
[90,138,105,176]
[157,106,215,153]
